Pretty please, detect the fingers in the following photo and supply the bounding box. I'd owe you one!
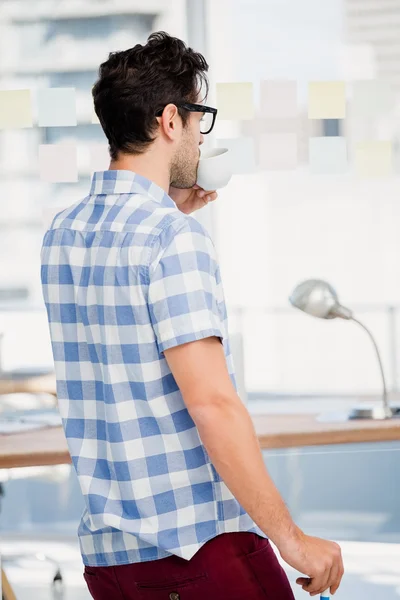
[296,543,344,597]
[329,549,344,595]
[296,573,330,596]
[205,192,217,203]
[196,189,218,203]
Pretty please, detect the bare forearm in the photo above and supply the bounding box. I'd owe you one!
[190,398,299,548]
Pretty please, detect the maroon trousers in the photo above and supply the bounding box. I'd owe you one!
[83,531,295,599]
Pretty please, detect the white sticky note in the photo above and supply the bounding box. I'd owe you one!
[216,82,255,120]
[260,80,297,118]
[37,88,77,127]
[0,89,33,129]
[309,137,348,174]
[354,141,392,177]
[308,81,346,119]
[259,133,298,171]
[217,137,256,174]
[39,144,78,182]
[352,80,394,118]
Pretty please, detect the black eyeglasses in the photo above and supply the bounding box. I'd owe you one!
[155,102,218,135]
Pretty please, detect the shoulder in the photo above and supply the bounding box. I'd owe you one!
[152,214,214,260]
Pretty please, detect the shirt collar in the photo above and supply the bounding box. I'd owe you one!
[89,170,176,209]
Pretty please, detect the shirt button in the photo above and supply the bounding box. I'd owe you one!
[169,594,180,600]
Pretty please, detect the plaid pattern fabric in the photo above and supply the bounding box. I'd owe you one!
[41,170,267,567]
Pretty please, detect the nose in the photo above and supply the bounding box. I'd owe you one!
[199,134,204,146]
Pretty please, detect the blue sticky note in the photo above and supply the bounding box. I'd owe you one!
[216,137,256,174]
[37,88,77,127]
[309,137,348,174]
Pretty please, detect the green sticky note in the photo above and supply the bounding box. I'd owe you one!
[352,80,394,118]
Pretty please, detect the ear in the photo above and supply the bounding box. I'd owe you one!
[159,103,180,141]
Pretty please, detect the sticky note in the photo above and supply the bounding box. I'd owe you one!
[0,89,33,129]
[39,144,78,182]
[216,138,256,174]
[89,143,110,172]
[259,133,297,171]
[308,81,346,119]
[309,137,348,174]
[37,88,77,127]
[260,80,297,118]
[354,141,392,177]
[216,82,255,120]
[339,44,376,81]
[352,80,394,118]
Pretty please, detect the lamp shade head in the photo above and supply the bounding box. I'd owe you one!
[289,279,352,320]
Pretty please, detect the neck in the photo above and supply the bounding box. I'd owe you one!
[109,151,171,194]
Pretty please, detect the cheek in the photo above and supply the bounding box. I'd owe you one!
[193,122,202,142]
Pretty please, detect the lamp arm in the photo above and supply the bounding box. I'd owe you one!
[350,317,389,411]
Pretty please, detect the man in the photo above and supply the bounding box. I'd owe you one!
[41,31,343,599]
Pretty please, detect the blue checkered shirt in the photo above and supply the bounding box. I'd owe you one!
[40,170,266,567]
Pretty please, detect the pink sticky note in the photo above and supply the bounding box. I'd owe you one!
[89,143,110,172]
[39,144,78,182]
[260,80,297,118]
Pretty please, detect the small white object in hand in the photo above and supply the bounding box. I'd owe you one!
[321,591,330,599]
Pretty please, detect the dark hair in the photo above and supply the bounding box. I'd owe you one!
[92,31,209,160]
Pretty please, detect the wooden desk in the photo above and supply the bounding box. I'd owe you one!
[253,412,400,449]
[1,413,400,470]
[0,410,399,599]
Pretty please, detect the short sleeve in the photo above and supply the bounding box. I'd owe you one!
[147,217,224,354]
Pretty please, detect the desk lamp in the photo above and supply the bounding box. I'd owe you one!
[289,279,400,420]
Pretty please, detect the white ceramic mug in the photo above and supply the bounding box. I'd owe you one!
[196,147,232,191]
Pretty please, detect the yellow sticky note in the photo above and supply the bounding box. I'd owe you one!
[308,81,346,119]
[0,89,33,129]
[355,141,392,177]
[216,82,255,120]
